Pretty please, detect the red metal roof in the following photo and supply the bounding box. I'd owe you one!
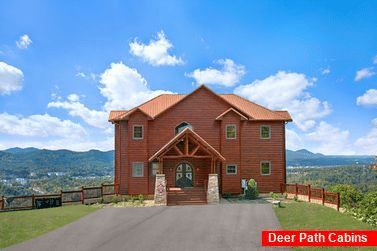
[108,85,292,122]
[108,110,128,122]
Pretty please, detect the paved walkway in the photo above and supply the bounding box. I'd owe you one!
[8,203,290,251]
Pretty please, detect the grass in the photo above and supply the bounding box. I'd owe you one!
[0,205,97,248]
[274,201,376,251]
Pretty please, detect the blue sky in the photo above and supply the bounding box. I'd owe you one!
[1,1,377,155]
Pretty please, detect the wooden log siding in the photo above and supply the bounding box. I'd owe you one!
[282,183,340,211]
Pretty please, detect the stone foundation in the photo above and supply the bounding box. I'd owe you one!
[207,174,219,204]
[154,174,167,206]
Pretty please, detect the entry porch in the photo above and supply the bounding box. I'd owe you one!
[149,128,225,205]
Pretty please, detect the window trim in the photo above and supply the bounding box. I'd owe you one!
[133,125,144,140]
[226,124,237,139]
[260,125,271,139]
[151,162,159,176]
[175,122,193,135]
[226,164,238,175]
[260,161,271,176]
[132,162,144,177]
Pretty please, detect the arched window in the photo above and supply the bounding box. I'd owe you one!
[175,122,193,134]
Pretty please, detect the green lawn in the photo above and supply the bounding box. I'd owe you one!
[274,201,376,251]
[0,205,97,248]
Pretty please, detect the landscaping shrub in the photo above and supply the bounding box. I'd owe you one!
[123,195,131,202]
[97,197,104,204]
[112,195,123,204]
[269,192,279,200]
[327,184,363,209]
[293,195,298,201]
[138,194,145,204]
[356,191,377,225]
[222,192,233,199]
[245,178,259,199]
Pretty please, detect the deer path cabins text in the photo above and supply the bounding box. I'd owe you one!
[108,85,292,201]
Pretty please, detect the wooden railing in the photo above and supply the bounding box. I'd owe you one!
[0,183,119,212]
[281,183,340,211]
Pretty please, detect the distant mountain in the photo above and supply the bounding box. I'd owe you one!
[0,148,115,180]
[286,149,375,167]
[286,149,324,159]
[3,147,40,154]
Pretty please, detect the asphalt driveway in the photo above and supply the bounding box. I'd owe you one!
[8,203,290,251]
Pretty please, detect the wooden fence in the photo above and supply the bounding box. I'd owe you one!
[280,183,340,211]
[0,183,119,212]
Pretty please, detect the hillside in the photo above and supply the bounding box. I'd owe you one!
[286,149,375,167]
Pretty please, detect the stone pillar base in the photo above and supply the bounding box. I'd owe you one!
[207,174,219,204]
[154,174,167,206]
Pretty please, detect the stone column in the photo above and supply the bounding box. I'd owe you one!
[207,174,219,204]
[154,174,167,205]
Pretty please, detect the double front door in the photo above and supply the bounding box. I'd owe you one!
[176,163,193,187]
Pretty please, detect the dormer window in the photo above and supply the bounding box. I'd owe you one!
[175,122,193,134]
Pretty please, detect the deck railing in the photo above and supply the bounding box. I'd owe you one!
[0,183,119,212]
[281,183,340,211]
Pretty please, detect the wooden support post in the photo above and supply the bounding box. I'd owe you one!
[32,194,35,209]
[295,183,298,196]
[60,190,63,204]
[322,188,325,205]
[81,186,84,204]
[308,184,311,203]
[158,158,163,174]
[185,134,189,155]
[337,192,340,211]
[101,184,104,199]
[1,196,4,210]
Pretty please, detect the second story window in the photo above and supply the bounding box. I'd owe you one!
[260,126,270,139]
[226,124,236,139]
[133,125,143,139]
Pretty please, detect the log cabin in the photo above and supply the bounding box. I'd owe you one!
[108,85,292,205]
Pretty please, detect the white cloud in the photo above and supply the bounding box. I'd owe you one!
[234,71,331,131]
[0,113,86,137]
[354,119,377,155]
[0,61,24,95]
[16,34,32,49]
[321,67,331,75]
[76,72,96,81]
[355,67,376,81]
[356,89,377,106]
[286,129,304,150]
[99,62,173,110]
[48,94,108,129]
[306,121,353,155]
[129,30,184,66]
[373,55,377,64]
[187,59,246,87]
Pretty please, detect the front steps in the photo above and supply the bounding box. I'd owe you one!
[167,187,207,206]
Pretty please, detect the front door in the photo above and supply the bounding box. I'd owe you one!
[176,163,193,187]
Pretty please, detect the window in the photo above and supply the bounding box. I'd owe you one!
[175,122,193,134]
[226,125,236,139]
[133,125,143,139]
[260,126,270,139]
[151,162,159,176]
[132,162,144,177]
[226,164,237,175]
[260,161,271,175]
